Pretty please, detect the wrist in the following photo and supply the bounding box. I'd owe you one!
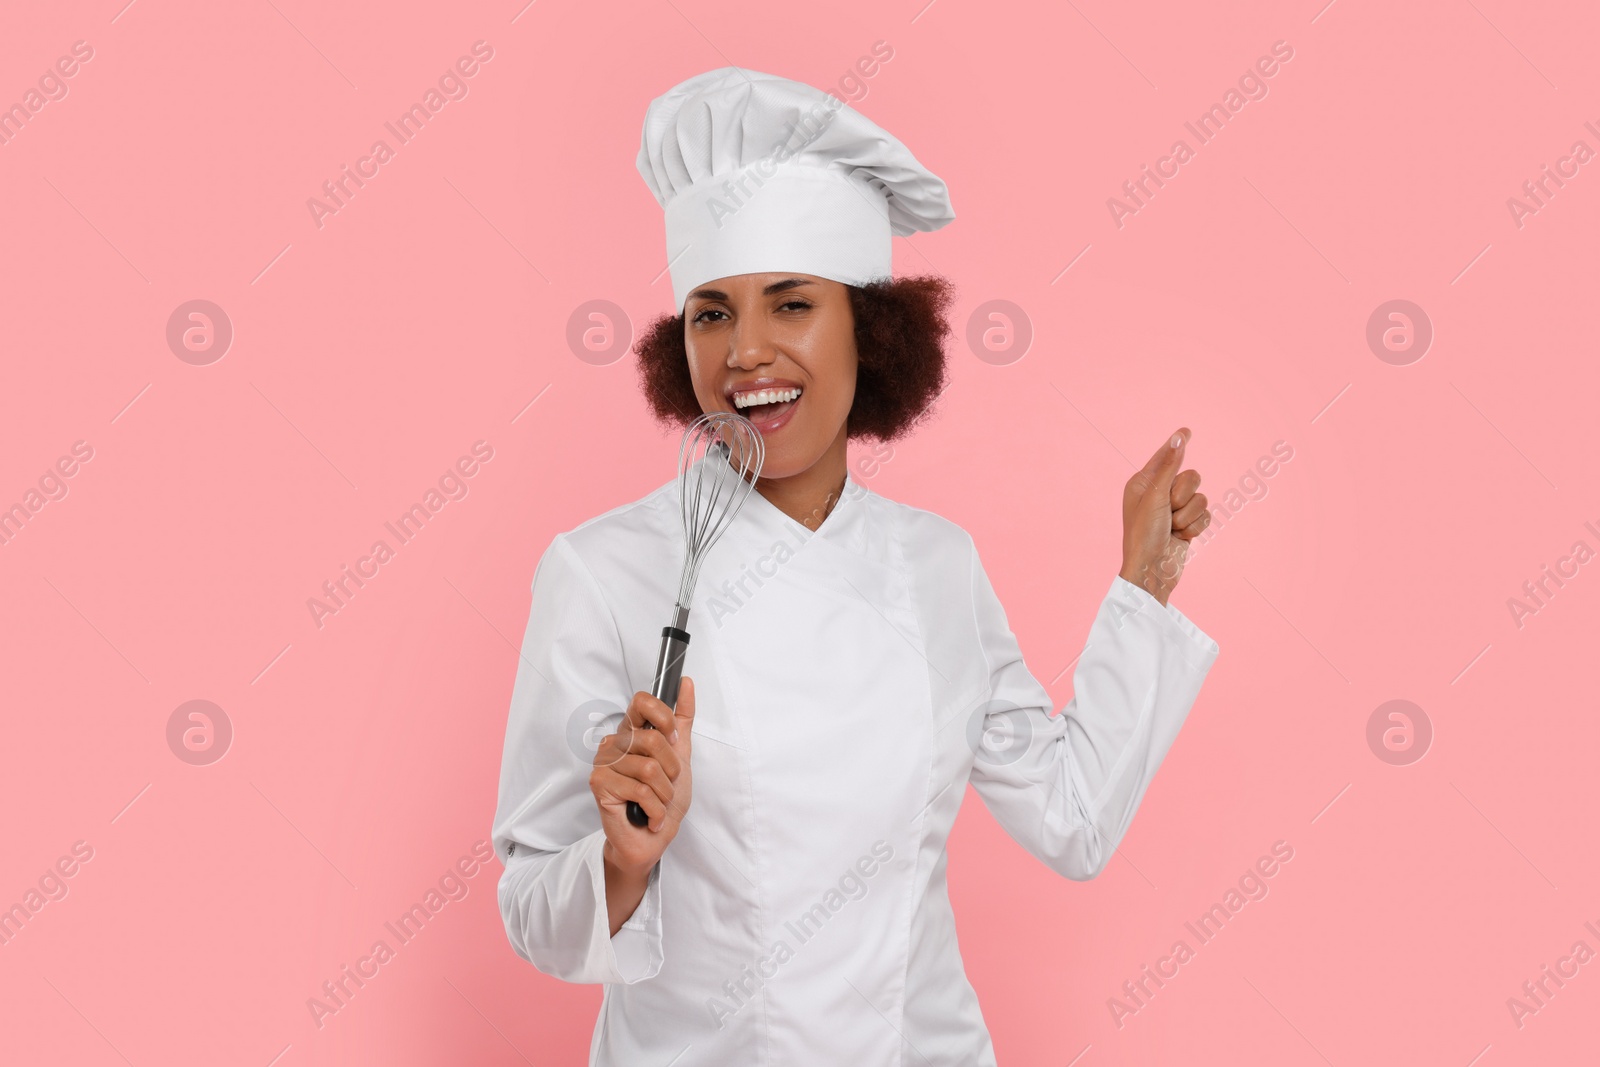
[602,839,654,885]
[1118,561,1172,607]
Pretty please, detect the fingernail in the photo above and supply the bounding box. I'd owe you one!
[671,729,679,744]
[1171,433,1183,448]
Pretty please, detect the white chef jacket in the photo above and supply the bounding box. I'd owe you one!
[491,457,1219,1066]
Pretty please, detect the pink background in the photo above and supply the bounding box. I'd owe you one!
[2,0,1596,1063]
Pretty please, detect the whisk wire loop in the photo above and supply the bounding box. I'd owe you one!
[674,412,764,606]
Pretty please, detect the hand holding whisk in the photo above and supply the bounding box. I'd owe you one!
[625,411,765,827]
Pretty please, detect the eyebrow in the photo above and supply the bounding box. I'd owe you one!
[687,278,814,302]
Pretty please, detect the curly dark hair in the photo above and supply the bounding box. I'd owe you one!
[632,275,957,443]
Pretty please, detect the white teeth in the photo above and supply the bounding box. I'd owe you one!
[733,387,801,409]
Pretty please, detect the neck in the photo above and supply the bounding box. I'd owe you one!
[755,428,849,531]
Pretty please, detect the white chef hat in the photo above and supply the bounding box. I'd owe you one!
[636,66,955,311]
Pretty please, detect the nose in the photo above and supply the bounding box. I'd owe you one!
[727,313,776,371]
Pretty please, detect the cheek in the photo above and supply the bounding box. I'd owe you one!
[820,364,857,419]
[684,349,719,407]
[819,328,858,416]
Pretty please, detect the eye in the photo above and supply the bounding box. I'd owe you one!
[690,307,728,324]
[778,299,812,312]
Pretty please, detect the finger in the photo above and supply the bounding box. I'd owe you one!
[1169,469,1200,509]
[1171,493,1208,530]
[625,777,668,829]
[608,723,680,776]
[595,767,668,825]
[1136,426,1190,487]
[1174,511,1212,540]
[625,690,675,734]
[608,754,677,808]
[603,713,680,769]
[637,728,682,782]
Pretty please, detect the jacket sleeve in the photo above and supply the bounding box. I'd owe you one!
[965,536,1219,880]
[491,534,665,984]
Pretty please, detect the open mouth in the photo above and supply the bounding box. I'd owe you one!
[732,386,802,427]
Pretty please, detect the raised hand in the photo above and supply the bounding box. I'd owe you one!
[1119,428,1210,607]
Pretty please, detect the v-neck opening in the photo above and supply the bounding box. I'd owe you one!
[677,454,869,555]
[744,469,865,539]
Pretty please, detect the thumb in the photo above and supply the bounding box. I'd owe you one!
[672,676,696,745]
[1138,427,1189,491]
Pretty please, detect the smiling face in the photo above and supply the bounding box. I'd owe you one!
[682,272,858,482]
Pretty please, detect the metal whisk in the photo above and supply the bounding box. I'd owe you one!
[626,411,765,827]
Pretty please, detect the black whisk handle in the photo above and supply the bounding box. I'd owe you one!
[626,625,692,828]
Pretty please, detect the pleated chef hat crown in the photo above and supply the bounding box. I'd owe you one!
[636,66,955,311]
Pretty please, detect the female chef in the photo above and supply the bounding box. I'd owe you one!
[492,67,1220,1066]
